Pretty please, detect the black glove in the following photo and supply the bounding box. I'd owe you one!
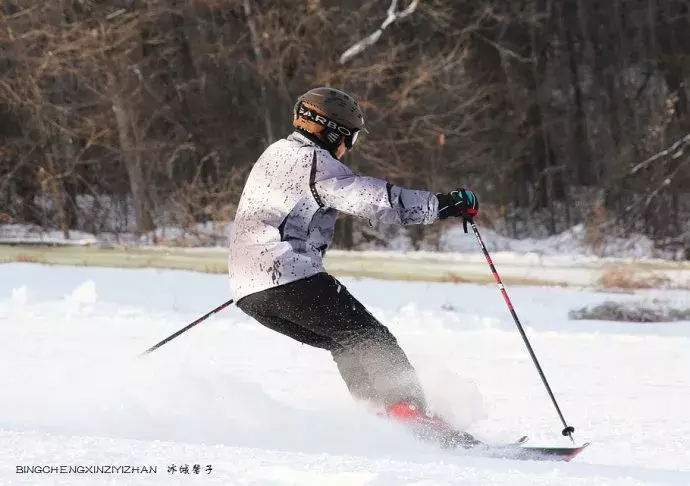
[436,189,479,220]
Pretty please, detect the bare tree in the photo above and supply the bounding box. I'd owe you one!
[0,0,689,254]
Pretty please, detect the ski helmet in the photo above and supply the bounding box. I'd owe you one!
[293,87,368,150]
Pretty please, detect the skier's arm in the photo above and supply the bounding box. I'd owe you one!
[311,151,438,226]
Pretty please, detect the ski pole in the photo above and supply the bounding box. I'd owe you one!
[139,299,234,357]
[464,217,576,441]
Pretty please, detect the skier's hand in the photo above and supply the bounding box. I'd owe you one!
[436,189,479,220]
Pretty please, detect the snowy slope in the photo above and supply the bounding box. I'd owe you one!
[1,264,689,485]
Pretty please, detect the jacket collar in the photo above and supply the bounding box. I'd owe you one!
[288,131,316,145]
[288,130,336,156]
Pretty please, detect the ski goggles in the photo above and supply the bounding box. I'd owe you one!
[345,129,360,149]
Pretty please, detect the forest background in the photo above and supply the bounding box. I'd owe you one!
[1,0,689,257]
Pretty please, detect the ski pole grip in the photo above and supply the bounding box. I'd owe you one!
[562,426,575,437]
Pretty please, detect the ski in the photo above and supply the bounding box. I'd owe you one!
[383,403,587,463]
[474,441,590,462]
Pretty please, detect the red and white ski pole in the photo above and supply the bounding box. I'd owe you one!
[464,216,576,441]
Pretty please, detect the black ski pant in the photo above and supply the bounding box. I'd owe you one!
[236,273,426,409]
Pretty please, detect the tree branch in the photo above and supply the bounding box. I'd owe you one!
[338,0,419,64]
[629,133,690,175]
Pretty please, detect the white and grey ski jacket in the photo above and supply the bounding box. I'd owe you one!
[228,131,439,301]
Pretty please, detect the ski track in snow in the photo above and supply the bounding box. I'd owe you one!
[0,263,689,485]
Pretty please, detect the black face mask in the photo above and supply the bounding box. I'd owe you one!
[294,102,358,150]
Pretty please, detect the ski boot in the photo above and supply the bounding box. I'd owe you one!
[386,401,482,450]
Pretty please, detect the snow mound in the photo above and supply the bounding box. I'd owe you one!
[439,224,658,259]
[0,223,98,246]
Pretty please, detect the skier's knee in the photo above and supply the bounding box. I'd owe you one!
[338,324,398,350]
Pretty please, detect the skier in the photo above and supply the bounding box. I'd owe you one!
[229,87,480,448]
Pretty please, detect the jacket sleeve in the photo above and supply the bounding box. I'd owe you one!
[310,150,438,226]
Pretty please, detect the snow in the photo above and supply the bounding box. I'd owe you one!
[441,224,660,259]
[0,264,689,485]
[0,222,226,248]
[0,224,98,246]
